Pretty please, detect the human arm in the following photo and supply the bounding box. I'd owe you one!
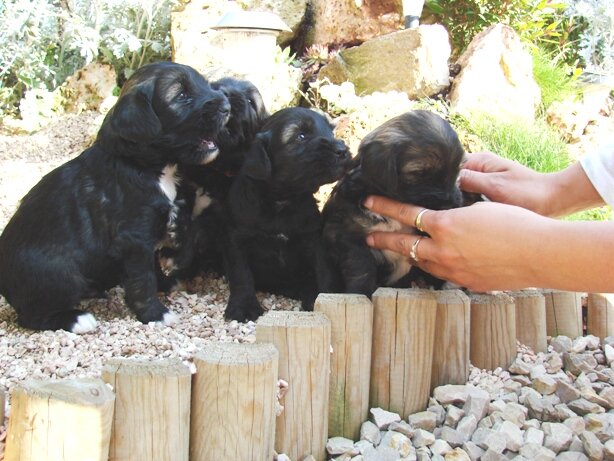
[364,196,614,293]
[460,152,605,217]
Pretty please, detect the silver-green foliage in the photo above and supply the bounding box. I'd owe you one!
[0,0,176,115]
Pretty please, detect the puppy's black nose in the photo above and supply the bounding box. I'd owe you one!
[218,99,231,117]
[334,141,349,158]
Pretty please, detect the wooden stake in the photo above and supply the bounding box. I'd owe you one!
[542,289,583,338]
[256,311,331,461]
[469,292,516,371]
[370,288,437,418]
[102,358,191,461]
[587,292,614,339]
[190,342,278,461]
[5,378,115,461]
[430,290,471,391]
[314,293,373,440]
[509,289,548,353]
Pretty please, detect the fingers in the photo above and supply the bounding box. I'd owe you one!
[366,232,434,262]
[462,151,509,172]
[363,195,430,229]
[458,168,490,194]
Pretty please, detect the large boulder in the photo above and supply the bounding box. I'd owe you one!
[318,24,451,99]
[306,0,403,47]
[243,0,308,44]
[448,24,541,122]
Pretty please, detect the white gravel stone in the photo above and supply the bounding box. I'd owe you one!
[543,422,574,453]
[408,411,437,432]
[370,408,401,430]
[360,421,381,445]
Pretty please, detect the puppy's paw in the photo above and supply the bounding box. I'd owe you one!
[71,313,98,334]
[136,300,175,325]
[225,297,264,322]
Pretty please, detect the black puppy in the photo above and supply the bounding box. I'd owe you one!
[322,110,465,296]
[160,77,269,277]
[0,62,230,332]
[223,107,352,322]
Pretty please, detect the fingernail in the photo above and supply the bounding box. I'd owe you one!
[363,196,373,209]
[366,235,374,247]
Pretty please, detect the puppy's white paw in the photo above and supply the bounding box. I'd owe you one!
[71,313,98,334]
[150,311,179,327]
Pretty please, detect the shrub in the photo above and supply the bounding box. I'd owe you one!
[0,0,175,117]
[531,46,580,113]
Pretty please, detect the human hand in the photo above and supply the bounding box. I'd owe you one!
[364,195,552,292]
[459,151,551,214]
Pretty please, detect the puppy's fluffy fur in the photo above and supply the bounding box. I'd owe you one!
[0,62,230,332]
[223,107,352,321]
[160,77,269,277]
[322,110,465,296]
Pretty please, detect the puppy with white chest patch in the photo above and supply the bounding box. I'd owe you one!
[322,110,465,296]
[0,62,230,332]
[223,107,352,322]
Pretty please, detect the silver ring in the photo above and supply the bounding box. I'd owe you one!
[415,208,430,233]
[409,236,423,262]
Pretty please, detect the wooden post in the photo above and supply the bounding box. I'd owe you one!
[430,290,471,391]
[256,311,331,461]
[469,292,516,371]
[542,289,583,338]
[5,378,115,461]
[587,293,614,339]
[102,358,191,461]
[509,289,548,353]
[1,387,4,426]
[370,288,437,418]
[190,342,278,461]
[314,293,373,440]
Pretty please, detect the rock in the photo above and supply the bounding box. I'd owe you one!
[463,388,491,421]
[388,420,414,438]
[502,402,527,427]
[567,398,606,416]
[60,62,117,113]
[445,405,465,428]
[327,436,356,455]
[412,428,436,448]
[243,0,308,44]
[380,431,412,458]
[360,420,382,444]
[533,375,558,395]
[579,430,604,461]
[448,23,540,122]
[319,25,450,99]
[543,422,574,453]
[605,344,614,366]
[584,413,614,443]
[525,426,545,445]
[408,411,438,432]
[445,448,471,461]
[481,450,508,461]
[462,441,485,461]
[545,353,564,373]
[555,453,589,461]
[551,336,574,354]
[564,416,586,435]
[598,387,614,409]
[498,420,524,452]
[564,353,599,376]
[519,442,557,460]
[440,426,468,448]
[508,358,532,375]
[604,439,614,461]
[370,408,401,430]
[431,439,453,457]
[306,0,401,47]
[556,379,582,403]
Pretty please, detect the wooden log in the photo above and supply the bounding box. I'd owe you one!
[1,386,4,426]
[509,289,548,353]
[5,378,115,461]
[430,290,471,391]
[256,311,331,461]
[370,288,437,418]
[469,292,516,371]
[190,342,278,461]
[102,358,191,461]
[542,289,583,338]
[587,292,614,339]
[314,293,373,440]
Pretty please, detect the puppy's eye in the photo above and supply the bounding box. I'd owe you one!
[296,133,306,142]
[177,92,191,103]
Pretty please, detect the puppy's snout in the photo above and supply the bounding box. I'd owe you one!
[334,141,350,158]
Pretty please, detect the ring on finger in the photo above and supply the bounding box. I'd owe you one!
[409,236,424,262]
[414,208,430,233]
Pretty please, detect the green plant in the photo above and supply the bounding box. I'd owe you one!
[424,0,585,69]
[531,46,580,113]
[0,0,175,117]
[462,114,571,173]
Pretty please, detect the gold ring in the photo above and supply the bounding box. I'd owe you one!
[409,236,423,262]
[415,208,429,233]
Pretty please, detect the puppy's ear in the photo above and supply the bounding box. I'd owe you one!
[243,131,272,180]
[109,80,162,143]
[359,141,398,193]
